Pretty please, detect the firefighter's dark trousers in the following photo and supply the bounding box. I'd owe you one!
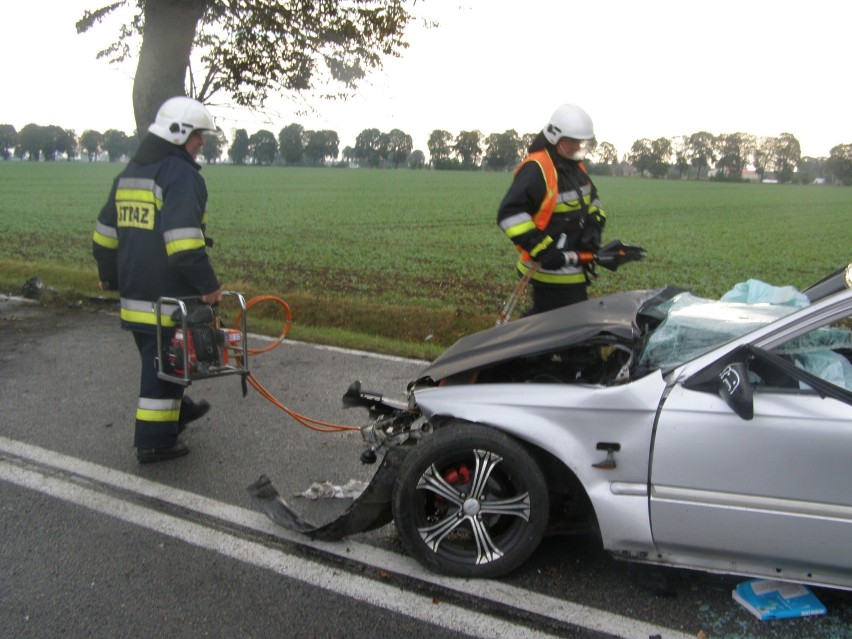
[132,331,184,449]
[524,282,588,316]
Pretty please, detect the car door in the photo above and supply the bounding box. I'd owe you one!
[648,308,852,579]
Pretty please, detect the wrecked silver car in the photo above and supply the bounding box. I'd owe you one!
[250,265,852,589]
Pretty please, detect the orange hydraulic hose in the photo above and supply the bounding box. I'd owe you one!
[246,373,359,432]
[232,295,292,354]
[231,295,360,433]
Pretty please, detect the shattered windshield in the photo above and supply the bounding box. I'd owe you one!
[638,279,814,372]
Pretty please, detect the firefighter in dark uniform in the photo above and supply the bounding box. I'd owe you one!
[497,104,606,315]
[93,96,221,463]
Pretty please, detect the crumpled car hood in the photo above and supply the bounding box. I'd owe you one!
[416,287,680,384]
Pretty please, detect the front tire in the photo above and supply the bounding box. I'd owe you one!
[392,422,549,578]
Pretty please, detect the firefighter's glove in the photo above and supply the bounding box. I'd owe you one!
[580,224,601,250]
[536,244,562,269]
[537,246,579,269]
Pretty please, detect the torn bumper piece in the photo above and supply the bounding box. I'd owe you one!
[246,447,408,541]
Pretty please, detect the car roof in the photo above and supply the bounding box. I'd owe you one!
[803,264,852,302]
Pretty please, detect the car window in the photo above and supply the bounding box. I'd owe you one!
[757,315,852,392]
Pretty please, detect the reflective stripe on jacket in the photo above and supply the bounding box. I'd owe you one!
[119,297,180,328]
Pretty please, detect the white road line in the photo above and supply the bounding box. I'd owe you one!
[278,337,431,366]
[0,436,693,639]
[1,462,556,639]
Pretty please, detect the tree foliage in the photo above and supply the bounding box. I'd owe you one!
[772,132,802,183]
[248,129,278,165]
[407,149,425,169]
[453,130,483,167]
[483,129,522,170]
[8,110,837,186]
[628,138,672,178]
[713,132,755,181]
[629,138,654,177]
[14,124,77,161]
[304,129,339,165]
[687,131,716,179]
[80,129,103,162]
[0,124,18,160]
[591,141,618,166]
[278,123,305,165]
[520,132,537,154]
[427,129,453,166]
[827,144,852,185]
[102,128,135,162]
[76,0,418,136]
[385,128,412,168]
[353,127,384,167]
[752,136,774,182]
[229,128,250,165]
[671,135,690,178]
[16,124,45,161]
[50,126,78,161]
[796,156,826,185]
[202,129,226,163]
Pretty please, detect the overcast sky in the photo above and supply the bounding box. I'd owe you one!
[2,0,849,158]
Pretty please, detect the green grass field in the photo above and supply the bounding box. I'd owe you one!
[1,161,849,358]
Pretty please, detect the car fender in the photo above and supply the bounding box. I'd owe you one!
[413,370,669,552]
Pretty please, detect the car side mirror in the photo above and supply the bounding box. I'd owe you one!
[717,362,754,420]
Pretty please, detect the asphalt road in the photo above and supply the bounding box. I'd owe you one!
[1,294,850,639]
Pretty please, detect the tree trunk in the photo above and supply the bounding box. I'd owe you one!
[133,0,207,137]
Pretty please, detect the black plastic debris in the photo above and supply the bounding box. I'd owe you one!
[21,277,44,300]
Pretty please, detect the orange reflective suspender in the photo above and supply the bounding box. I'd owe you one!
[515,149,559,231]
[513,150,558,262]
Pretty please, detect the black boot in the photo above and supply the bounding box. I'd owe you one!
[137,439,190,464]
[178,398,210,434]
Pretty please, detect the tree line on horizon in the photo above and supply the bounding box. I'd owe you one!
[2,121,851,185]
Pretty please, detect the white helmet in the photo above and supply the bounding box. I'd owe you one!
[543,104,595,144]
[148,97,216,145]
